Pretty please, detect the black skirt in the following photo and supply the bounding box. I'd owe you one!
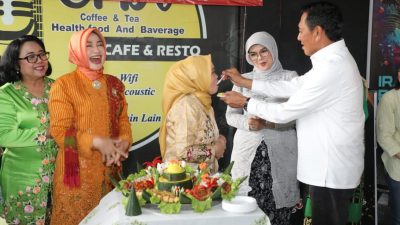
[248,140,292,225]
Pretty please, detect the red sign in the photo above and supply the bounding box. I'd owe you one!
[108,0,262,6]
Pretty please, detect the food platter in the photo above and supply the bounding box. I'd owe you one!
[112,158,247,215]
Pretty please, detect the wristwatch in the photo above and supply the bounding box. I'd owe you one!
[243,97,250,111]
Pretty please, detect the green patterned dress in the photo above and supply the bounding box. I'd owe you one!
[0,77,58,225]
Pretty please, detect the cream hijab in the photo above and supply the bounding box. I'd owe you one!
[159,55,212,157]
[68,28,106,80]
[245,31,283,74]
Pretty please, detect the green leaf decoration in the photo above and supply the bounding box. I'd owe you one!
[118,170,126,180]
[125,169,148,182]
[122,196,128,208]
[126,188,142,216]
[138,194,147,207]
[211,186,221,200]
[150,194,161,204]
[191,197,212,213]
[236,176,248,187]
[223,161,234,175]
[184,165,194,174]
[108,174,121,191]
[136,160,144,172]
[179,192,192,204]
[115,160,249,214]
[222,176,247,201]
[142,189,152,203]
[158,201,182,214]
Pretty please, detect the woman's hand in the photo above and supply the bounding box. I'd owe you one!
[111,139,130,166]
[113,139,130,153]
[248,117,266,131]
[46,127,52,139]
[215,135,226,159]
[248,116,275,131]
[93,137,128,166]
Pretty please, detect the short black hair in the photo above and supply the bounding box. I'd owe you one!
[301,1,343,42]
[0,35,52,86]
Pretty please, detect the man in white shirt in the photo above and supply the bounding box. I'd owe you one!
[220,2,365,225]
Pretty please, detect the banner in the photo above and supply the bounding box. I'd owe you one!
[0,0,239,154]
[369,0,400,99]
[107,0,263,6]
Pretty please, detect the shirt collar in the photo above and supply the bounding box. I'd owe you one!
[310,39,346,63]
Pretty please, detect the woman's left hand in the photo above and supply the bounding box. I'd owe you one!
[107,139,130,166]
[113,139,130,153]
[248,117,268,131]
[215,135,226,159]
[46,127,53,139]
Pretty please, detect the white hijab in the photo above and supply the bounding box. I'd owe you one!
[245,31,283,74]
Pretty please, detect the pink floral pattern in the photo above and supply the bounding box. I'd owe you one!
[1,78,58,225]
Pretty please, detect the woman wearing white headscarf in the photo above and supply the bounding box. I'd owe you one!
[225,31,299,225]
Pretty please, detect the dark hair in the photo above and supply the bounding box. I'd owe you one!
[301,1,343,42]
[395,80,400,90]
[395,68,400,90]
[0,35,52,86]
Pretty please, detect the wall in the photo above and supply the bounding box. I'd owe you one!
[243,0,369,76]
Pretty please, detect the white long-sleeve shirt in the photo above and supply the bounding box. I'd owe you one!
[377,89,400,181]
[247,40,365,189]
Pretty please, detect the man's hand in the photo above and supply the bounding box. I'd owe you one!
[395,152,400,160]
[219,91,248,108]
[221,68,252,89]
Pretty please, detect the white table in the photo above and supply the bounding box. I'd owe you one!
[80,189,270,225]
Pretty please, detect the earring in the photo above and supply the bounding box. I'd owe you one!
[16,70,20,75]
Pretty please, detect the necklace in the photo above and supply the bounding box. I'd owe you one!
[92,80,101,89]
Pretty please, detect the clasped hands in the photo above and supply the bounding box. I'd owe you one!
[93,136,129,167]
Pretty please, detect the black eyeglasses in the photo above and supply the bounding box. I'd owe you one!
[18,52,50,63]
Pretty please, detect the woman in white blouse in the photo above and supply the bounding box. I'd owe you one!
[225,31,299,225]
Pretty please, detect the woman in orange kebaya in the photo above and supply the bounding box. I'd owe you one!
[48,28,132,225]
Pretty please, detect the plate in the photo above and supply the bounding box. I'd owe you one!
[222,196,257,213]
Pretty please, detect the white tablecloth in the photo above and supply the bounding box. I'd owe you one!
[80,189,270,225]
